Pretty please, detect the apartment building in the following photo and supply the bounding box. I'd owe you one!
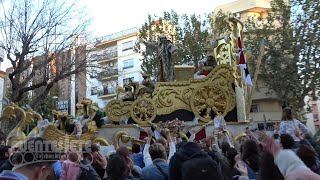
[86,27,143,109]
[54,45,87,114]
[212,0,271,22]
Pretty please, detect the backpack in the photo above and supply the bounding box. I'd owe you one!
[178,151,223,180]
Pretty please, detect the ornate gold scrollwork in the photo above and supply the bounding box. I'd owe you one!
[92,137,109,146]
[153,65,235,121]
[113,130,145,149]
[155,89,179,108]
[41,125,94,150]
[105,100,132,122]
[178,87,195,105]
[130,98,156,125]
[215,42,231,65]
[191,84,229,122]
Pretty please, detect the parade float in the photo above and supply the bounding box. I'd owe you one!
[0,13,264,150]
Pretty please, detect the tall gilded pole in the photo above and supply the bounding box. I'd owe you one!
[227,13,247,122]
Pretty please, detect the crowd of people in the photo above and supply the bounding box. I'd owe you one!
[0,107,319,180]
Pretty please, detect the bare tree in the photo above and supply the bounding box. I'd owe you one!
[0,0,92,109]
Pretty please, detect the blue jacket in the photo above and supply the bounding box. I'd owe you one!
[131,153,145,168]
[53,160,62,180]
[0,170,28,180]
[142,159,168,180]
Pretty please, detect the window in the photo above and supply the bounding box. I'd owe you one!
[91,87,98,95]
[122,41,134,51]
[250,105,259,113]
[123,59,134,69]
[123,77,134,85]
[103,86,116,95]
[90,69,98,78]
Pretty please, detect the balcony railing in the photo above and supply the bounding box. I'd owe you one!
[98,88,116,96]
[97,69,118,79]
[90,51,118,62]
[96,27,139,42]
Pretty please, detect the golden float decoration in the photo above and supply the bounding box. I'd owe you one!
[106,64,236,124]
[130,98,156,125]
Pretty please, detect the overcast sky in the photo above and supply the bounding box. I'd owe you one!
[82,0,237,37]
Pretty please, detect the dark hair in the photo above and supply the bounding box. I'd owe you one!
[259,152,284,180]
[116,146,130,164]
[304,132,313,140]
[282,107,293,120]
[91,144,100,152]
[221,141,231,156]
[131,144,141,154]
[149,143,166,160]
[82,143,99,158]
[226,147,238,167]
[0,131,6,142]
[0,145,11,158]
[280,134,295,149]
[296,145,317,169]
[241,139,260,172]
[106,154,129,180]
[160,130,168,140]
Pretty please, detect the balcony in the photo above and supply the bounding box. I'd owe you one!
[98,87,117,99]
[97,69,118,80]
[91,51,118,62]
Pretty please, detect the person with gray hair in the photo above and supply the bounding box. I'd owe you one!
[141,143,169,180]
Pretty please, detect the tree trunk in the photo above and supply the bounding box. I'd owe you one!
[30,82,56,109]
[11,81,24,103]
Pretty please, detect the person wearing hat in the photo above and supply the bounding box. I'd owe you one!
[54,111,68,131]
[63,115,79,135]
[194,60,207,79]
[121,84,134,101]
[142,73,155,93]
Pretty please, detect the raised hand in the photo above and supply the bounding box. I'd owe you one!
[93,152,107,169]
[146,128,153,138]
[261,136,281,155]
[234,161,248,177]
[295,128,303,140]
[163,128,173,142]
